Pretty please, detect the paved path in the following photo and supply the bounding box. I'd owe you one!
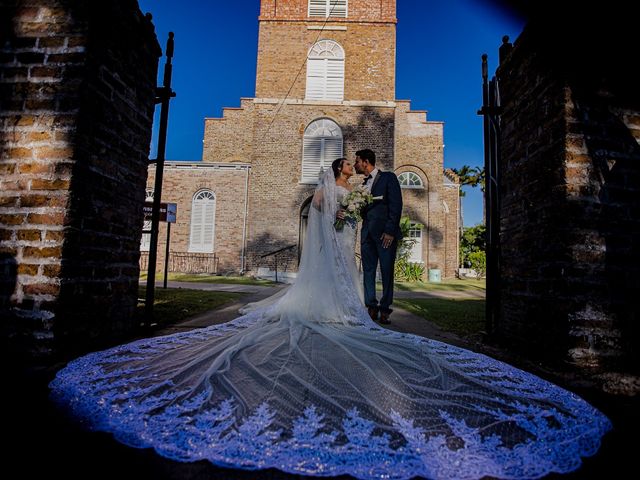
[152,281,484,346]
[152,280,486,298]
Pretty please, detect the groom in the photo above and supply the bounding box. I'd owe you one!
[353,149,402,324]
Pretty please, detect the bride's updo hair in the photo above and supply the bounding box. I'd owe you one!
[331,158,347,179]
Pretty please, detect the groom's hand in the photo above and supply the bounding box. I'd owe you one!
[336,209,346,220]
[380,233,394,249]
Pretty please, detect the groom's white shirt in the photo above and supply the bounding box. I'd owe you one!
[364,168,379,193]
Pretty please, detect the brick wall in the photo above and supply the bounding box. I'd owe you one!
[244,102,397,271]
[202,98,255,163]
[0,0,160,358]
[394,100,458,277]
[201,96,459,279]
[496,20,639,370]
[255,20,395,101]
[259,0,396,22]
[145,163,249,274]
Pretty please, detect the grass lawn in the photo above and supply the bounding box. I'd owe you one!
[395,278,485,293]
[137,286,242,325]
[395,298,486,337]
[139,272,275,286]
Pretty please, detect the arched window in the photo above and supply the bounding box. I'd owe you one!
[305,40,345,101]
[140,189,154,251]
[398,172,424,189]
[189,190,216,253]
[302,118,343,183]
[308,0,347,18]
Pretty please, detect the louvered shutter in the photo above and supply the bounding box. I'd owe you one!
[308,0,326,16]
[308,1,347,18]
[302,137,323,183]
[189,192,215,252]
[330,0,347,17]
[306,41,344,101]
[190,201,204,250]
[323,137,343,165]
[202,201,215,252]
[325,59,344,100]
[305,58,325,100]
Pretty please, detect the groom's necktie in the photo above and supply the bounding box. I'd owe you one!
[363,175,372,185]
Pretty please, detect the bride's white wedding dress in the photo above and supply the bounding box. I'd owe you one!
[50,171,610,480]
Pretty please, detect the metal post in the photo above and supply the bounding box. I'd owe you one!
[481,54,493,335]
[145,33,176,324]
[478,50,504,338]
[163,222,171,289]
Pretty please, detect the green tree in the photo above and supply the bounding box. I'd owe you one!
[460,224,486,268]
[467,251,486,278]
[451,165,486,224]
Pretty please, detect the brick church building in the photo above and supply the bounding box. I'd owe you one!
[145,0,460,279]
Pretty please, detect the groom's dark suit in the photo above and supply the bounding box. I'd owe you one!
[361,170,403,315]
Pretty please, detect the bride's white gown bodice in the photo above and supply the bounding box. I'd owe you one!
[50,178,610,480]
[336,185,363,301]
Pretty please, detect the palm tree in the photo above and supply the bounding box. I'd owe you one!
[451,165,486,225]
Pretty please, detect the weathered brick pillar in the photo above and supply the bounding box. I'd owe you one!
[496,14,639,373]
[0,1,161,359]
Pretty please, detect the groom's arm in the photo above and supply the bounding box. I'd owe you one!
[384,174,403,237]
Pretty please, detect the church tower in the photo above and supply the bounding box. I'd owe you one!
[256,0,396,102]
[194,0,460,278]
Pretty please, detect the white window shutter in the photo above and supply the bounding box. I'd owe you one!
[306,41,345,101]
[323,138,343,164]
[302,137,323,182]
[305,58,326,100]
[330,0,347,18]
[308,0,326,17]
[308,1,347,18]
[302,119,343,184]
[189,191,215,252]
[325,59,344,100]
[190,202,204,250]
[202,201,215,250]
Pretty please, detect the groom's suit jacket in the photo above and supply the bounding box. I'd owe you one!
[361,171,403,241]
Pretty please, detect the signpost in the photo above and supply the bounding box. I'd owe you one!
[145,32,176,326]
[144,202,176,289]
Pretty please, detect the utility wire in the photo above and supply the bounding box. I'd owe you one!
[264,1,342,134]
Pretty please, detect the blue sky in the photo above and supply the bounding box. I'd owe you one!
[139,0,524,227]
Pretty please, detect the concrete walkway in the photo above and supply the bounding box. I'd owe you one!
[152,280,483,347]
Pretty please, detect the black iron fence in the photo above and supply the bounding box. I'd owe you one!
[140,252,218,274]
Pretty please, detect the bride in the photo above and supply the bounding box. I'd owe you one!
[50,159,611,480]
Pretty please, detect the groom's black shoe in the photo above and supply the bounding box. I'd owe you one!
[379,311,391,325]
[367,306,379,322]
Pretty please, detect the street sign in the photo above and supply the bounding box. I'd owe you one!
[144,202,177,223]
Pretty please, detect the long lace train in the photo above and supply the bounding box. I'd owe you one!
[50,171,611,479]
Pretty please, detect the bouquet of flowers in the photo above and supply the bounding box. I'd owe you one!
[334,185,375,230]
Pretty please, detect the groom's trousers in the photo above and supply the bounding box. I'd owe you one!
[361,233,398,314]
